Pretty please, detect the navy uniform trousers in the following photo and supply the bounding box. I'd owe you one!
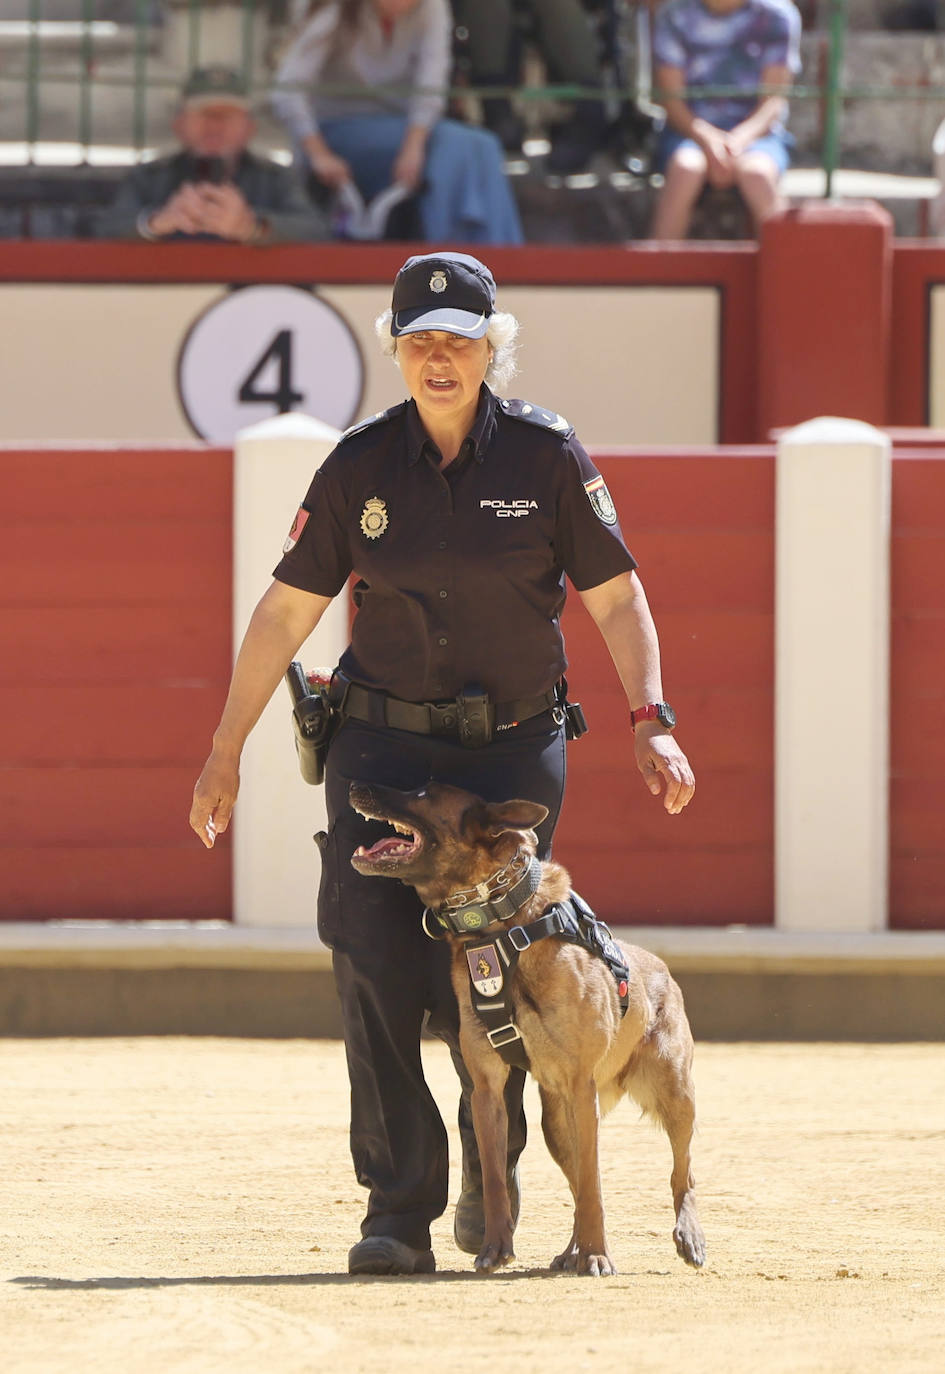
[317,709,567,1252]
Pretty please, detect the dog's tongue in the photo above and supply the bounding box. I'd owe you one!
[356,834,417,860]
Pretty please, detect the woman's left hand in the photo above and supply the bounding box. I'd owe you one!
[393,126,428,190]
[634,725,696,815]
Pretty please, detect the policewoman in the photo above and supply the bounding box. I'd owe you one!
[189,251,695,1275]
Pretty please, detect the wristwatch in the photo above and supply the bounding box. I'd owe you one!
[630,701,677,732]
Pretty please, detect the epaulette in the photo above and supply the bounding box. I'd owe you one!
[498,397,573,438]
[340,401,407,441]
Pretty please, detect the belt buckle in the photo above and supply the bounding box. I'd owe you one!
[428,702,459,735]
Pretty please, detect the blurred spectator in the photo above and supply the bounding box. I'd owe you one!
[882,1,939,29]
[649,0,802,241]
[454,0,607,175]
[96,66,327,243]
[271,0,524,244]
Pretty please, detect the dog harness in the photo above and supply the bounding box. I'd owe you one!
[423,861,631,1071]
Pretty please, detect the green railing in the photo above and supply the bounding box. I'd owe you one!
[0,0,937,192]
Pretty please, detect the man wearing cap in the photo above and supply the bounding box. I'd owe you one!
[190,251,694,1276]
[96,66,327,243]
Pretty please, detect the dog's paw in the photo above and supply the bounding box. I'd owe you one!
[673,1220,706,1268]
[550,1243,617,1276]
[474,1236,514,1272]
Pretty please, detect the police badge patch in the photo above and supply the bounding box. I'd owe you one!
[429,270,448,294]
[583,474,618,526]
[360,496,389,539]
[466,944,503,997]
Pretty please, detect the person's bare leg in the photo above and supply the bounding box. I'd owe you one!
[650,146,709,240]
[734,151,785,235]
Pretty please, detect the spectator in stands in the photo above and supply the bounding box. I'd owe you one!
[453,0,607,175]
[97,66,327,243]
[649,0,802,241]
[271,0,524,244]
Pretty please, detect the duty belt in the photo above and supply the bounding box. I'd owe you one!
[330,671,561,748]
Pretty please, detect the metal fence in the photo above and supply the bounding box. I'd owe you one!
[0,0,943,190]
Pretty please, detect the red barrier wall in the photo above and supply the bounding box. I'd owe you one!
[557,450,776,925]
[890,451,945,928]
[1,229,944,434]
[2,442,944,927]
[0,445,232,920]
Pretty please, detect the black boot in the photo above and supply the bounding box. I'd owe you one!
[481,95,526,153]
[546,101,609,176]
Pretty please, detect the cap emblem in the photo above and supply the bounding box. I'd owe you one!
[360,496,389,540]
[429,270,448,294]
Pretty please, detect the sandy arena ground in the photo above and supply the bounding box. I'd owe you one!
[2,1038,943,1373]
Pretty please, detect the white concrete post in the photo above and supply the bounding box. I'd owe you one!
[775,416,891,932]
[232,413,346,929]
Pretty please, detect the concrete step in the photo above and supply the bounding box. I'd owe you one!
[1,921,942,1039]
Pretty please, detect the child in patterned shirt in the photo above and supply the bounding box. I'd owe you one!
[649,0,802,239]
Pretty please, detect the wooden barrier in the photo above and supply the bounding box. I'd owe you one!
[556,448,775,925]
[2,440,944,927]
[0,445,232,921]
[890,449,945,928]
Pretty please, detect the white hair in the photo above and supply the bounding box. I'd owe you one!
[374,308,520,392]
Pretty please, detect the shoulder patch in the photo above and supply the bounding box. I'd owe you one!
[499,398,574,438]
[340,401,406,441]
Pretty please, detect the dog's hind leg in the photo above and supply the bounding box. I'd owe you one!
[626,1045,706,1268]
[539,1081,615,1276]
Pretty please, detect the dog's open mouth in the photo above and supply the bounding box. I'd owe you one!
[351,809,424,868]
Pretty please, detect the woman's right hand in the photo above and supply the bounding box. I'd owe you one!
[190,750,241,849]
[308,147,352,189]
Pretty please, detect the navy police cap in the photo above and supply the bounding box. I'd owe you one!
[390,251,496,340]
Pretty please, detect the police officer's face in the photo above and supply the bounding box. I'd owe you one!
[397,329,492,429]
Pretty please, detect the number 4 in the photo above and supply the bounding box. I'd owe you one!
[238,329,304,412]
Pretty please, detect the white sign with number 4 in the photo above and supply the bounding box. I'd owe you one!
[177,284,365,441]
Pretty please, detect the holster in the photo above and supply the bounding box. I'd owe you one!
[456,682,492,749]
[556,677,589,741]
[285,662,338,786]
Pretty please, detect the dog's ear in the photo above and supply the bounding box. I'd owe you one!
[474,799,549,838]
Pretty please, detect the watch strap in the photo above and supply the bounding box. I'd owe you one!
[630,701,675,731]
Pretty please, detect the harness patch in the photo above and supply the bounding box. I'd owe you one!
[466,943,503,997]
[583,474,618,526]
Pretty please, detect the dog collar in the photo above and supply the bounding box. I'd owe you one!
[423,852,543,938]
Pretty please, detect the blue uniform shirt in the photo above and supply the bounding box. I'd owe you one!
[274,384,636,703]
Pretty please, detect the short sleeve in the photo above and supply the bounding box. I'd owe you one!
[554,439,637,591]
[272,455,352,597]
[651,2,688,70]
[762,3,802,75]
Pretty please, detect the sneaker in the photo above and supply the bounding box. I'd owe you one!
[453,1164,521,1255]
[347,1236,436,1275]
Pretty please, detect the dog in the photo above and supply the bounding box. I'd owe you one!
[349,779,706,1277]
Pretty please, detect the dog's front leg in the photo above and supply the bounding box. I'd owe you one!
[545,1079,615,1276]
[464,1045,515,1272]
